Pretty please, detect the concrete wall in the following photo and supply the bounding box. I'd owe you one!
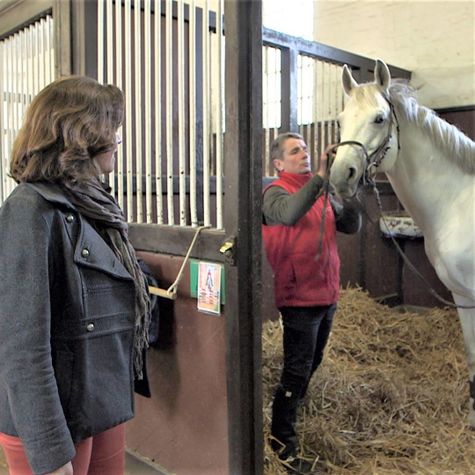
[313,0,474,109]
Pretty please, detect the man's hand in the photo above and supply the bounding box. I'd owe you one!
[46,462,73,475]
[316,144,335,178]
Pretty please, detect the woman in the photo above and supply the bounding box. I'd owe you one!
[0,77,150,475]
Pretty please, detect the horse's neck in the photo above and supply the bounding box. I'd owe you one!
[386,123,467,234]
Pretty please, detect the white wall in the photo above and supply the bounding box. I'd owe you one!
[263,0,314,40]
[313,0,474,108]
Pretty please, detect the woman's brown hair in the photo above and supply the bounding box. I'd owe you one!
[10,76,124,184]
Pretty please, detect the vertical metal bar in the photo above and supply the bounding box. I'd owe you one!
[0,40,4,203]
[275,47,281,129]
[189,0,197,226]
[313,57,318,163]
[27,25,33,108]
[134,0,143,222]
[332,63,339,144]
[165,0,174,224]
[202,0,210,226]
[97,0,104,84]
[325,62,331,149]
[49,15,55,81]
[12,34,18,144]
[44,17,50,84]
[19,30,26,131]
[318,60,325,161]
[106,0,115,196]
[115,0,124,209]
[215,0,223,229]
[224,0,263,472]
[32,25,41,96]
[6,38,13,196]
[177,0,186,225]
[154,0,163,223]
[38,21,45,90]
[144,0,152,223]
[125,0,133,221]
[297,54,302,128]
[263,46,269,175]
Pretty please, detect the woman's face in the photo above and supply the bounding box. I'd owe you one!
[94,131,122,175]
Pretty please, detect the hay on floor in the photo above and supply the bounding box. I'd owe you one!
[263,287,475,474]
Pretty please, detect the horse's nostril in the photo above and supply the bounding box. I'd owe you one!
[348,167,356,180]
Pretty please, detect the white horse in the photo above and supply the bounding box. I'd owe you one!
[330,59,475,427]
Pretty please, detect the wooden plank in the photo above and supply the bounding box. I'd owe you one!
[223,1,263,473]
[129,223,226,262]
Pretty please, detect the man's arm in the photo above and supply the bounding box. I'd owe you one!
[262,175,325,226]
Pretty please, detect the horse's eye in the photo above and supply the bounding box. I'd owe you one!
[374,114,385,124]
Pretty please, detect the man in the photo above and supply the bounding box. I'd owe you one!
[263,132,361,473]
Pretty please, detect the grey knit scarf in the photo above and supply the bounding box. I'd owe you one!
[62,178,150,379]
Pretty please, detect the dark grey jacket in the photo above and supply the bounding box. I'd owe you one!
[0,182,136,474]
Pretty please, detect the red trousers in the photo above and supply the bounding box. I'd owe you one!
[0,424,125,475]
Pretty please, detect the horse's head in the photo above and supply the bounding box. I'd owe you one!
[330,59,399,198]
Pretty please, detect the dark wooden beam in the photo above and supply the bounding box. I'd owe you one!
[223,0,263,473]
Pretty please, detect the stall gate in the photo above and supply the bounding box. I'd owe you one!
[0,3,396,216]
[0,14,55,202]
[0,1,419,474]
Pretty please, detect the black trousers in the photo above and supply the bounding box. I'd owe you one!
[271,304,336,457]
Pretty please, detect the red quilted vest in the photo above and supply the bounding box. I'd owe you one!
[262,172,340,307]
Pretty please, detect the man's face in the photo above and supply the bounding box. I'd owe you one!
[273,138,311,175]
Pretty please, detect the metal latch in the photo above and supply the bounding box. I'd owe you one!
[219,236,236,265]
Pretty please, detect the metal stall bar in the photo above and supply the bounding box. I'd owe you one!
[215,0,223,229]
[178,0,186,225]
[154,0,163,223]
[12,33,18,162]
[262,45,269,175]
[97,0,104,84]
[189,0,197,226]
[165,0,174,224]
[144,0,152,223]
[106,0,115,196]
[115,0,124,210]
[134,0,143,222]
[224,0,263,472]
[124,0,133,221]
[0,40,3,202]
[33,23,39,94]
[48,15,54,80]
[6,38,13,198]
[318,60,325,162]
[38,19,44,90]
[202,0,210,226]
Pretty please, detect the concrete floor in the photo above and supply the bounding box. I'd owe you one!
[0,448,168,475]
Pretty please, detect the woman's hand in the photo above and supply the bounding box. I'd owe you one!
[46,462,73,475]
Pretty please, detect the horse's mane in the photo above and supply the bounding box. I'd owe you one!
[387,81,475,174]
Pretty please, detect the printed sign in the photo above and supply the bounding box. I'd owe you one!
[197,261,222,315]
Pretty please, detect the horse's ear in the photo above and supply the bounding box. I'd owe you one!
[374,59,391,92]
[342,65,358,95]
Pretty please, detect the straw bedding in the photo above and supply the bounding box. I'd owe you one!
[263,287,475,474]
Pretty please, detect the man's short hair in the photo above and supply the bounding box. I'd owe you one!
[270,132,305,162]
